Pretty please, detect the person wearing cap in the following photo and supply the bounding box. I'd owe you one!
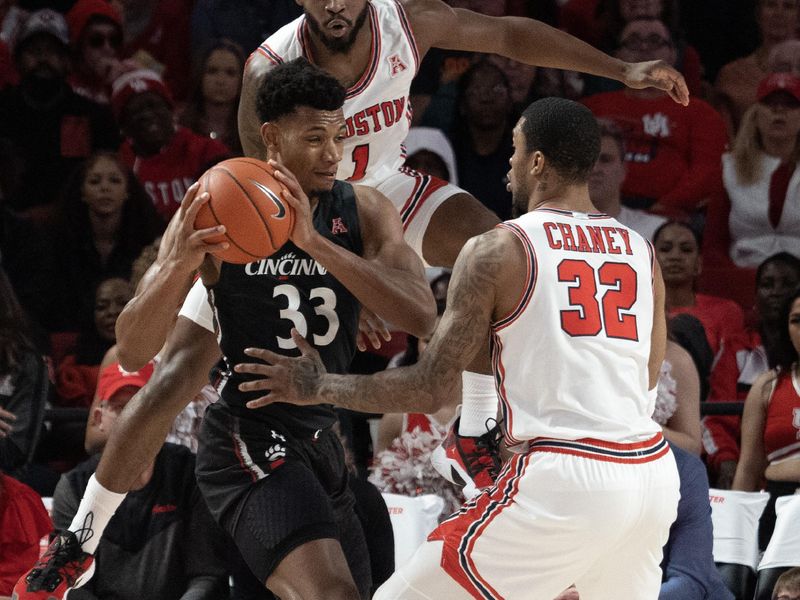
[48,360,230,600]
[111,68,229,222]
[703,72,800,272]
[403,126,459,185]
[0,9,119,214]
[67,0,127,105]
[583,18,728,220]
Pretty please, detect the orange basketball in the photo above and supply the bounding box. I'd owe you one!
[194,157,295,264]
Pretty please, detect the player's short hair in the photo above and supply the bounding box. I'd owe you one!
[255,57,345,122]
[520,98,600,183]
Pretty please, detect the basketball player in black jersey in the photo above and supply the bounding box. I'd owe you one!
[16,59,435,600]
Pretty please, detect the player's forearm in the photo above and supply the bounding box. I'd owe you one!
[503,17,628,82]
[317,364,452,414]
[304,235,436,337]
[115,260,195,371]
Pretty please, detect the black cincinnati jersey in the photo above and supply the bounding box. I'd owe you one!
[209,181,363,433]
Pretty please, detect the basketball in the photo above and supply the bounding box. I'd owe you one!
[194,157,295,264]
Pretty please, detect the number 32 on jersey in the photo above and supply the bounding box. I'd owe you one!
[557,259,639,341]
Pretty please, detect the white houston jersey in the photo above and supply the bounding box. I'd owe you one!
[492,208,661,447]
[255,0,417,186]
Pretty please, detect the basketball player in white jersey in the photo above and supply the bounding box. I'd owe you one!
[16,2,689,597]
[223,0,692,476]
[235,97,682,599]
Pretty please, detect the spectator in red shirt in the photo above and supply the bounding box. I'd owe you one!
[0,471,52,597]
[704,252,800,488]
[653,220,746,360]
[583,18,728,218]
[111,69,229,222]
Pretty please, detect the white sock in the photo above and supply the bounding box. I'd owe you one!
[68,474,127,554]
[458,371,498,436]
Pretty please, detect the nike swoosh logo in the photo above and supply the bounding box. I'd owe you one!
[250,179,286,219]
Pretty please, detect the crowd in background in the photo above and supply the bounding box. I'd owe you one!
[2,0,800,598]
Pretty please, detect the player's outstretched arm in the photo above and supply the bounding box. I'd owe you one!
[270,160,437,338]
[239,53,273,159]
[405,0,689,106]
[115,184,228,371]
[236,228,525,412]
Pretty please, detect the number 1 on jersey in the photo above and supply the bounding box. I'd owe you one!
[557,259,639,341]
[348,144,370,181]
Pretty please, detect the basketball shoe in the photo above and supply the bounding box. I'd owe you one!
[12,530,95,599]
[430,416,503,499]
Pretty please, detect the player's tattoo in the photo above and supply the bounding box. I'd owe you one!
[310,230,506,414]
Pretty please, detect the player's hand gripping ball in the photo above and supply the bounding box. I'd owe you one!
[194,157,295,264]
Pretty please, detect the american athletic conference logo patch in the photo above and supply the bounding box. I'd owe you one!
[387,54,407,77]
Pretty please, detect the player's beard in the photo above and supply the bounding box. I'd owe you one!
[511,184,529,218]
[305,4,369,54]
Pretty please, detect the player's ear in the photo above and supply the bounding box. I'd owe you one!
[530,150,545,178]
[261,122,281,157]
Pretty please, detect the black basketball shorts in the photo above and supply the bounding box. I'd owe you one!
[195,402,371,595]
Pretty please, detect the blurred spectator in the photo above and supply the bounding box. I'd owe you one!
[732,287,800,550]
[654,221,746,360]
[773,568,800,599]
[0,9,119,215]
[704,73,800,270]
[66,0,127,105]
[705,252,800,488]
[48,152,163,332]
[769,38,800,73]
[559,0,702,96]
[117,0,192,100]
[0,137,51,326]
[0,471,52,598]
[112,69,228,222]
[659,444,735,600]
[190,0,301,66]
[486,55,538,109]
[51,361,230,600]
[655,340,702,455]
[449,60,514,220]
[583,18,728,218]
[715,0,799,135]
[403,126,458,184]
[0,0,26,45]
[411,49,474,131]
[589,118,666,239]
[0,266,48,479]
[55,277,131,408]
[179,38,244,156]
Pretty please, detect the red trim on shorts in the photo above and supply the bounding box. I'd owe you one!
[428,454,529,599]
[398,170,448,231]
[528,432,670,464]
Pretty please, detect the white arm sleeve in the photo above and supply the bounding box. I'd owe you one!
[178,279,215,333]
